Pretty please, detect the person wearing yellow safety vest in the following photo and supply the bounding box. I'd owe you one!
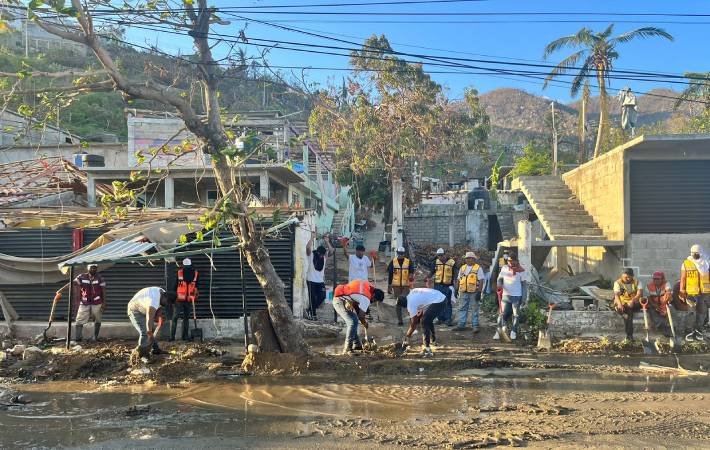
[680,244,709,342]
[613,268,643,342]
[427,248,457,327]
[387,246,416,326]
[453,252,485,333]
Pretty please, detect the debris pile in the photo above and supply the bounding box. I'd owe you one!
[413,244,494,268]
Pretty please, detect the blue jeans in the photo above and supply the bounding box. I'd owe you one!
[458,292,480,328]
[333,297,361,350]
[128,308,150,349]
[434,284,453,323]
[497,295,522,333]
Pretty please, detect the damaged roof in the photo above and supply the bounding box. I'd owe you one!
[0,157,111,207]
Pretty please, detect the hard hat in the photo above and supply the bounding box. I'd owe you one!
[652,271,664,279]
[691,244,702,254]
[396,247,406,253]
[436,248,445,255]
[87,263,98,270]
[464,251,477,259]
[182,258,192,266]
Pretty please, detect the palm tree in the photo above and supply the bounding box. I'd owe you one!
[543,25,673,159]
[675,72,710,112]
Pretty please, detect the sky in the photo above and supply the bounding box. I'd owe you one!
[124,0,710,104]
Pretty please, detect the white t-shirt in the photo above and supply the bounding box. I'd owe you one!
[128,287,163,313]
[348,254,372,282]
[498,265,523,297]
[349,293,371,313]
[306,253,327,283]
[406,288,445,317]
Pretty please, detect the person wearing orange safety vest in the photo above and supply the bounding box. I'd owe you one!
[680,244,710,342]
[387,246,416,326]
[170,258,200,341]
[646,271,673,333]
[333,280,385,354]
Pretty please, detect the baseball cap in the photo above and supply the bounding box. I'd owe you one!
[652,271,664,279]
[182,258,192,266]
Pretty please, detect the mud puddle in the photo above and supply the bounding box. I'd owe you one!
[1,370,709,449]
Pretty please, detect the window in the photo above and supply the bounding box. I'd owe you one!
[207,190,219,206]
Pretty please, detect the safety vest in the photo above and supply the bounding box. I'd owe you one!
[391,258,411,287]
[458,264,481,293]
[335,279,374,299]
[616,278,638,304]
[74,273,105,305]
[682,259,710,295]
[647,282,669,315]
[435,258,456,285]
[177,268,199,302]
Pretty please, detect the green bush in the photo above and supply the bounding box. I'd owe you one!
[519,295,548,336]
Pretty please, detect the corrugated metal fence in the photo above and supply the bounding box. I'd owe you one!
[0,227,293,321]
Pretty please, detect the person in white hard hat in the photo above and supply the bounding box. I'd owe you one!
[170,257,200,341]
[454,251,485,333]
[680,244,710,341]
[387,246,416,326]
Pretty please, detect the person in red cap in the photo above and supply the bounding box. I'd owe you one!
[646,271,673,333]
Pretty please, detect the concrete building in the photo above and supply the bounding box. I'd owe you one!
[79,111,351,234]
[514,134,710,286]
[0,110,82,147]
[0,18,87,56]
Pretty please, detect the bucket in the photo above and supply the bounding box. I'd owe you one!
[325,288,334,303]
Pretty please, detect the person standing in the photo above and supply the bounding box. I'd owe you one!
[332,280,384,354]
[398,287,446,357]
[306,231,334,321]
[454,252,485,333]
[170,258,199,341]
[680,244,710,341]
[343,243,373,282]
[613,268,643,341]
[73,263,107,342]
[127,287,169,357]
[496,254,525,340]
[388,246,416,326]
[428,248,457,326]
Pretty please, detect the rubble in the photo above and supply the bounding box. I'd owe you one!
[413,244,494,268]
[22,346,42,362]
[9,345,25,357]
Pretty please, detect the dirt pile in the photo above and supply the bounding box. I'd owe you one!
[413,244,494,268]
[556,337,710,355]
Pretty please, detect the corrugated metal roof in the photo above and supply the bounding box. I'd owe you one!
[58,240,156,268]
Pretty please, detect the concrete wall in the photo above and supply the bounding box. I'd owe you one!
[404,205,489,247]
[562,147,625,240]
[0,143,126,167]
[549,310,693,337]
[628,233,710,284]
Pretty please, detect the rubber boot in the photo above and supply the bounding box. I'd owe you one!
[169,317,178,341]
[181,315,189,341]
[396,305,404,326]
[151,341,162,355]
[75,324,83,342]
[93,322,101,341]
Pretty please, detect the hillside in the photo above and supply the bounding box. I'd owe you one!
[478,87,694,145]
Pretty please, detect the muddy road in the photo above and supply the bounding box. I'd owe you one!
[2,323,710,448]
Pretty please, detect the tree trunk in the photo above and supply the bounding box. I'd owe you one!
[211,161,308,356]
[578,94,586,164]
[593,74,607,159]
[250,310,282,352]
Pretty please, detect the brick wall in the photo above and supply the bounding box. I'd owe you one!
[562,147,625,240]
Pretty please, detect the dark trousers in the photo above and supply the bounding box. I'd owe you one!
[434,284,452,323]
[689,294,710,330]
[422,302,444,347]
[307,281,326,317]
[170,301,191,340]
[613,298,641,339]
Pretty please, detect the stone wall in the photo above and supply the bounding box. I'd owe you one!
[404,210,467,246]
[549,310,694,337]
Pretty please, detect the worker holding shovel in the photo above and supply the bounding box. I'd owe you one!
[170,258,200,341]
[127,287,169,358]
[332,280,385,355]
[646,271,673,334]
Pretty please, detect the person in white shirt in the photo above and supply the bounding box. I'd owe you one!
[454,252,485,333]
[127,287,169,357]
[343,243,372,282]
[305,231,334,320]
[397,287,446,356]
[496,254,526,340]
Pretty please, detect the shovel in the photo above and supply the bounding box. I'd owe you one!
[41,294,61,344]
[189,301,203,342]
[496,289,512,343]
[537,303,555,351]
[640,299,658,355]
[666,303,682,353]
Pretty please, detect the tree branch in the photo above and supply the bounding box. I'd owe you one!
[0,69,108,78]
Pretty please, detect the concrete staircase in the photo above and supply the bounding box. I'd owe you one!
[497,211,516,240]
[514,176,606,241]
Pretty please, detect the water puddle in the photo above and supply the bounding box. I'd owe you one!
[2,370,708,448]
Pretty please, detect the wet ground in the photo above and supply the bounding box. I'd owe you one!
[2,365,709,449]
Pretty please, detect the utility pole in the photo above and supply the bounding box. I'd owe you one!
[551,101,558,176]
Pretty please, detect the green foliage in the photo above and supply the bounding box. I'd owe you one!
[519,296,548,336]
[509,142,553,178]
[480,293,499,319]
